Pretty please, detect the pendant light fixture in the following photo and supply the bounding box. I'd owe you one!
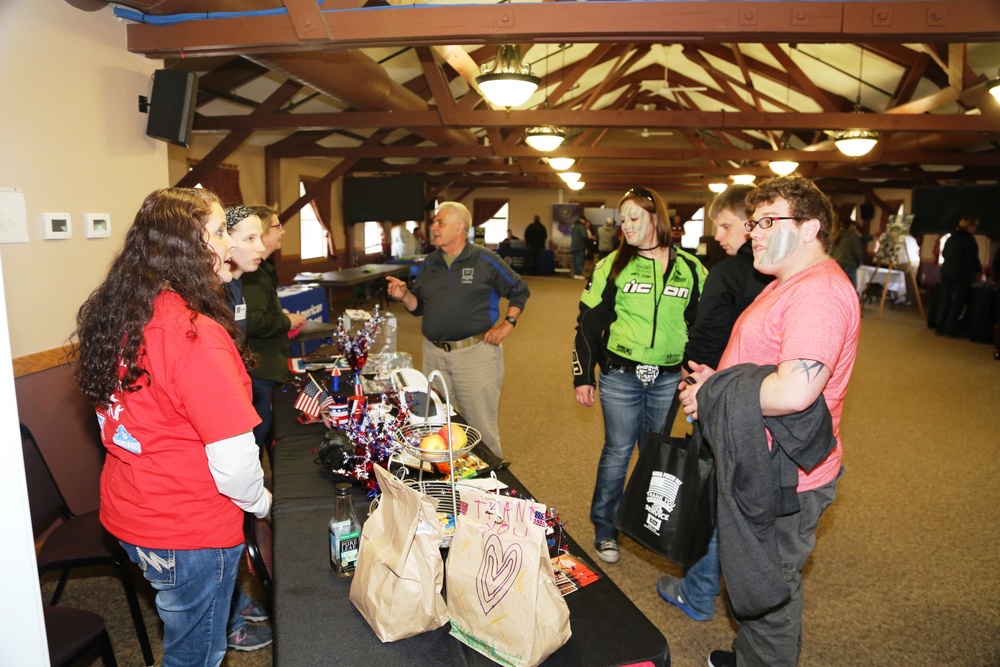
[476,44,540,108]
[731,174,755,185]
[769,160,799,176]
[557,171,581,184]
[988,67,1000,103]
[568,181,585,191]
[546,157,576,171]
[835,45,879,157]
[525,126,566,151]
[708,182,728,193]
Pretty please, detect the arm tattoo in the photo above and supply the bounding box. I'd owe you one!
[793,360,826,384]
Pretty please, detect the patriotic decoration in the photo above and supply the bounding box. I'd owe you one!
[293,379,334,418]
[332,306,384,373]
[326,388,410,496]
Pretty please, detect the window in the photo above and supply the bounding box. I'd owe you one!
[299,182,329,260]
[363,221,385,255]
[680,208,704,251]
[480,203,509,246]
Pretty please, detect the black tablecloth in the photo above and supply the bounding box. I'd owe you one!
[269,389,669,667]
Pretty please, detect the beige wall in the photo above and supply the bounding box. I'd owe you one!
[0,1,165,358]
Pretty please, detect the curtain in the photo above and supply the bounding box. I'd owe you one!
[301,176,338,256]
[188,159,243,205]
[472,199,506,227]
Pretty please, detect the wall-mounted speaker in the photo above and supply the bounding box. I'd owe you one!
[145,70,198,147]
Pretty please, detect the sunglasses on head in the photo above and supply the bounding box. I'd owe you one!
[625,187,655,204]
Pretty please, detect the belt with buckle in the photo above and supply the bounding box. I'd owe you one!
[605,356,680,388]
[429,334,485,352]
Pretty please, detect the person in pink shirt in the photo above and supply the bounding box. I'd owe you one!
[680,175,861,667]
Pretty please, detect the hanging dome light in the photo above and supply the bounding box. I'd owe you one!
[546,157,576,171]
[835,129,879,157]
[988,68,1000,103]
[769,160,799,175]
[568,181,585,191]
[475,44,540,108]
[708,182,728,193]
[731,174,755,185]
[557,171,581,184]
[525,126,566,151]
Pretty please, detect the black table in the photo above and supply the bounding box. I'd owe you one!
[295,264,410,309]
[269,390,669,666]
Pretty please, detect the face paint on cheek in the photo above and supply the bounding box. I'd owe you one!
[758,226,800,265]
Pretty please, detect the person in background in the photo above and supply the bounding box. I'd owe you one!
[935,215,981,337]
[570,215,590,280]
[390,223,417,258]
[993,242,1000,361]
[524,214,548,275]
[572,186,707,565]
[597,216,618,259]
[222,205,273,651]
[385,201,530,458]
[679,175,860,667]
[242,205,308,457]
[671,214,686,246]
[656,184,772,621]
[73,188,271,667]
[831,217,863,289]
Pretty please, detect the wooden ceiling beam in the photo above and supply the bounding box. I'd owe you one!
[194,108,1000,133]
[125,2,1000,58]
[281,143,1000,167]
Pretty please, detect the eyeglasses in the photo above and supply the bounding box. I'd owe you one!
[625,187,655,204]
[744,216,802,232]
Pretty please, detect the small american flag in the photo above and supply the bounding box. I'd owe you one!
[294,383,330,418]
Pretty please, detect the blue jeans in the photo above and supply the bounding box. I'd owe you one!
[228,586,253,635]
[251,377,280,456]
[572,250,585,276]
[591,366,679,542]
[121,542,243,667]
[677,528,721,619]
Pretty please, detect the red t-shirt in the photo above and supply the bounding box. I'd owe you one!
[97,291,260,549]
[719,260,861,491]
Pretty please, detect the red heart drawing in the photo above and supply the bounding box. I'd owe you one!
[476,533,523,615]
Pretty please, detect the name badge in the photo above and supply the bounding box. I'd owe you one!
[235,303,246,321]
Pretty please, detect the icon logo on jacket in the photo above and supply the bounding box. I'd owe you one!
[461,268,474,284]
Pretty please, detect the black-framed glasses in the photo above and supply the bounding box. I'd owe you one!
[625,187,655,204]
[744,216,802,232]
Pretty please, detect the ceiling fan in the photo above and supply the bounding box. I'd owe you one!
[627,128,674,138]
[639,44,708,99]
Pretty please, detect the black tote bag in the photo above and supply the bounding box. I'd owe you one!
[615,389,716,568]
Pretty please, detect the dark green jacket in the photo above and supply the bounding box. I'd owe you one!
[241,261,292,382]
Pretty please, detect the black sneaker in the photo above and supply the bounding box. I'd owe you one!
[594,538,620,564]
[708,650,736,667]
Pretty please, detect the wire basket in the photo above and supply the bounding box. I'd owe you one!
[393,422,482,463]
[368,477,459,547]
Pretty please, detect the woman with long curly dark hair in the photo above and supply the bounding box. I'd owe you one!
[74,188,271,667]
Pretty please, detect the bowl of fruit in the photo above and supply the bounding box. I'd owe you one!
[394,421,481,463]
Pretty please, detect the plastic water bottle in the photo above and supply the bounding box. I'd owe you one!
[329,483,361,576]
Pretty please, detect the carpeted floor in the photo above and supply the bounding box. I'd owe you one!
[57,273,999,666]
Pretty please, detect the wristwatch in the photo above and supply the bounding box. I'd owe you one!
[505,315,517,327]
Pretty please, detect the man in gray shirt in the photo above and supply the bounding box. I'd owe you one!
[386,202,529,457]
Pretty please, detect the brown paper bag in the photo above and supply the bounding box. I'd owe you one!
[446,487,571,667]
[349,465,449,641]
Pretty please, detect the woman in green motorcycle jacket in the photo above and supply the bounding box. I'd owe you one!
[572,186,707,564]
